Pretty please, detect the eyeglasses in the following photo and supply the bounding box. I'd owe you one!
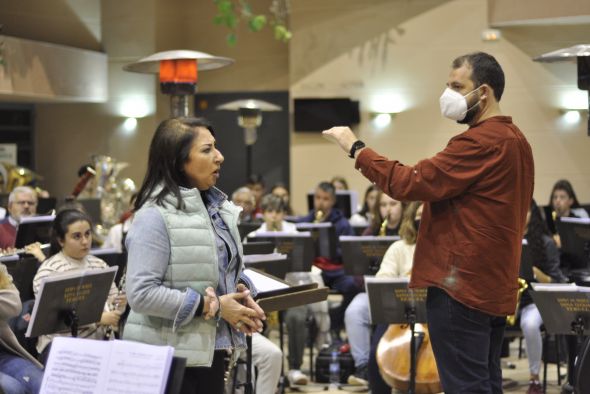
[14,201,37,206]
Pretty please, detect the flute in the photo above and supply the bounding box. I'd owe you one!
[0,243,50,257]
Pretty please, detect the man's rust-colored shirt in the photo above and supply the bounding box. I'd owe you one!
[356,116,534,316]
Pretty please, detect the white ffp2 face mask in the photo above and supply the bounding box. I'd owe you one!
[439,86,482,121]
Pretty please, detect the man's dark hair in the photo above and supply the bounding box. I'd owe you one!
[247,173,265,187]
[452,52,505,101]
[260,194,287,213]
[134,117,215,211]
[316,181,336,198]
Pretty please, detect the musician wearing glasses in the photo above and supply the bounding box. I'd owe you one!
[124,117,265,394]
[0,186,45,262]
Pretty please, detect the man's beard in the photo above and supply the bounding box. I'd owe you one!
[457,95,481,125]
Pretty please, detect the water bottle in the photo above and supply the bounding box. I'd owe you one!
[329,350,340,389]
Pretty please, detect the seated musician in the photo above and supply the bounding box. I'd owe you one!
[0,263,44,394]
[232,187,260,224]
[0,186,46,262]
[362,190,403,236]
[246,174,266,218]
[349,185,380,228]
[520,199,568,394]
[32,209,126,363]
[296,181,358,343]
[344,202,422,391]
[270,182,294,216]
[549,179,589,249]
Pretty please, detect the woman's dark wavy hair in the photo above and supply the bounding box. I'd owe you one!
[525,199,552,266]
[49,209,93,256]
[358,184,380,217]
[549,179,582,209]
[134,117,215,211]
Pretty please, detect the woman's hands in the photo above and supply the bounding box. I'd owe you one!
[202,287,219,320]
[100,310,122,327]
[219,284,266,335]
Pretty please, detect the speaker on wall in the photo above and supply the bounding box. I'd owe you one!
[294,98,360,132]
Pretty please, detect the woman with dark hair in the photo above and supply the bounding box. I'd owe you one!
[270,182,294,216]
[520,199,568,394]
[350,185,380,227]
[32,209,123,363]
[124,117,265,393]
[363,190,403,236]
[549,179,589,219]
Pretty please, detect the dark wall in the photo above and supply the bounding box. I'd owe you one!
[194,91,290,198]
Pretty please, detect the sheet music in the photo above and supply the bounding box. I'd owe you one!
[560,217,590,224]
[340,235,400,242]
[40,337,174,394]
[105,340,174,394]
[244,268,289,292]
[41,337,111,393]
[531,283,588,292]
[243,253,288,263]
[250,231,312,238]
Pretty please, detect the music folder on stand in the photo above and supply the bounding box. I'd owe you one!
[243,268,329,394]
[530,282,590,392]
[26,266,118,339]
[340,235,400,275]
[365,277,428,394]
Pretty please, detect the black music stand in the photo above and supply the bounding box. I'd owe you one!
[244,268,329,394]
[249,232,314,272]
[365,277,428,394]
[14,214,55,248]
[243,241,275,255]
[2,256,39,302]
[243,253,290,279]
[26,266,117,338]
[340,235,400,275]
[238,222,263,240]
[530,283,590,391]
[91,248,127,287]
[556,217,590,270]
[295,222,338,261]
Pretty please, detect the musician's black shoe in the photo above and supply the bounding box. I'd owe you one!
[347,364,368,386]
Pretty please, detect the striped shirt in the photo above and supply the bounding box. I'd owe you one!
[33,251,118,353]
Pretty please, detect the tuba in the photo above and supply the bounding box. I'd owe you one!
[0,162,43,193]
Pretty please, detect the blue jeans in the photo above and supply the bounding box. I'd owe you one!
[0,351,43,394]
[344,293,371,367]
[321,268,361,331]
[426,287,505,394]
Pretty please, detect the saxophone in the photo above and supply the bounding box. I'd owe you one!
[314,210,324,223]
[379,218,388,236]
[506,278,528,326]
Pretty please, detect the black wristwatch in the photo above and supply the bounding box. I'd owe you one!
[349,140,366,159]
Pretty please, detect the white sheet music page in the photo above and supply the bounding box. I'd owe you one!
[40,337,174,394]
[105,340,174,394]
[40,337,111,393]
[244,268,289,292]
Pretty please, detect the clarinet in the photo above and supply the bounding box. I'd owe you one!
[104,266,126,340]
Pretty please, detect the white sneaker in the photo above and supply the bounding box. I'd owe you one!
[288,369,309,385]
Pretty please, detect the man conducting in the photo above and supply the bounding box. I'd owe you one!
[323,52,534,393]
